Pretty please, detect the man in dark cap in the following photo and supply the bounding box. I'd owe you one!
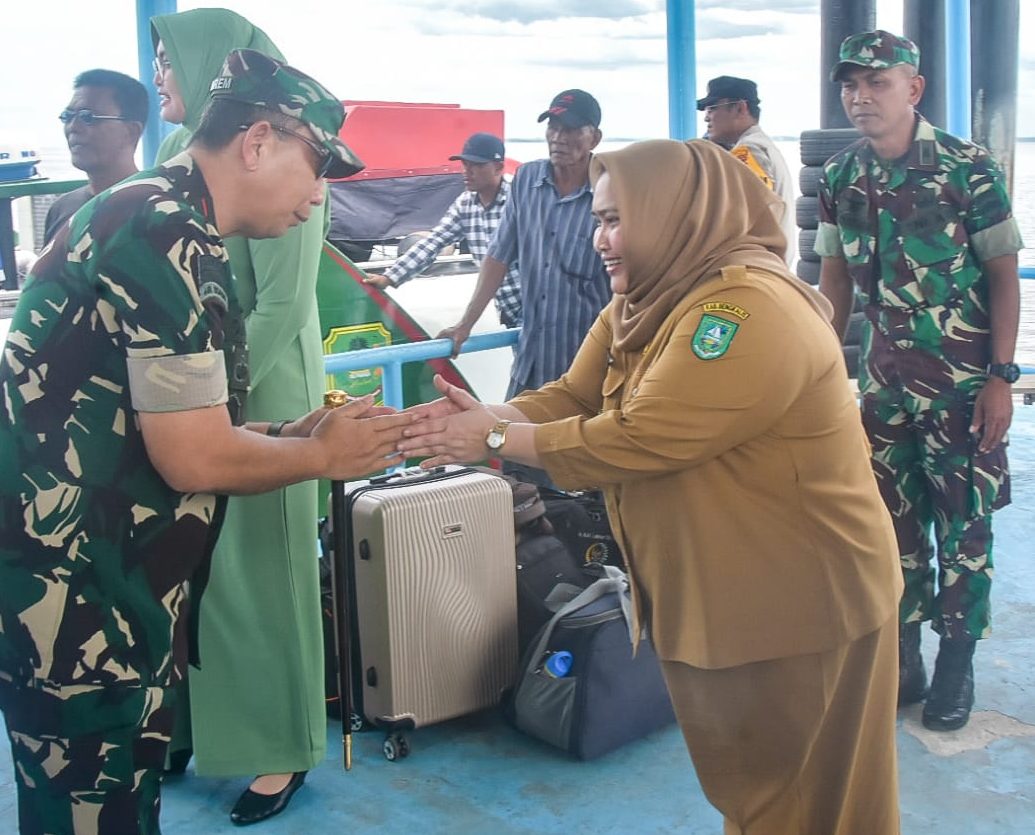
[0,49,411,833]
[365,132,522,328]
[439,90,610,486]
[816,29,1023,732]
[440,90,610,414]
[697,75,795,263]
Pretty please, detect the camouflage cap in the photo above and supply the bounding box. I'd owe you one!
[830,29,920,82]
[208,48,364,179]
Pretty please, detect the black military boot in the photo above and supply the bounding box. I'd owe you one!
[922,637,976,731]
[898,621,928,706]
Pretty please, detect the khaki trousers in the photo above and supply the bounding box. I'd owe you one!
[661,618,899,835]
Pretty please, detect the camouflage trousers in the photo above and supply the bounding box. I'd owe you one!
[0,677,176,835]
[861,342,1010,641]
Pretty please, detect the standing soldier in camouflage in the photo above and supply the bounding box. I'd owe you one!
[0,49,410,835]
[816,30,1023,732]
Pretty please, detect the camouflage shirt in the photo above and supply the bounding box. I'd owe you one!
[0,152,247,690]
[815,115,1023,384]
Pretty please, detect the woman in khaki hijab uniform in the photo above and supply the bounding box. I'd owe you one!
[400,139,903,835]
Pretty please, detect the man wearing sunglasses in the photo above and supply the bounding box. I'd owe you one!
[697,76,796,264]
[42,69,148,245]
[0,49,406,835]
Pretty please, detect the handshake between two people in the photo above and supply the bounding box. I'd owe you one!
[299,375,536,483]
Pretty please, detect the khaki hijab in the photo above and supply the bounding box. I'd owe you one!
[589,139,832,352]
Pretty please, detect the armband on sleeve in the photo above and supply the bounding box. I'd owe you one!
[127,351,229,413]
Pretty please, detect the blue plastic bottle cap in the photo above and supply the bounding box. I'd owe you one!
[544,650,573,678]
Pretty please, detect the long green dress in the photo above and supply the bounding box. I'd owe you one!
[152,8,327,776]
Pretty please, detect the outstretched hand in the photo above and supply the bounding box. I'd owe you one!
[313,395,411,479]
[399,374,496,467]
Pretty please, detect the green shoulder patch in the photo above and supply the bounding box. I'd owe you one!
[691,314,740,360]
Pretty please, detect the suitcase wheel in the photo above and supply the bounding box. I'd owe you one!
[382,732,410,762]
[349,712,366,733]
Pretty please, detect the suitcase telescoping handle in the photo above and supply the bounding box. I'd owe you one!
[326,390,356,771]
[368,465,449,486]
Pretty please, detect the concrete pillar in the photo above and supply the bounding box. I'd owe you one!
[904,0,947,128]
[970,0,1019,194]
[820,0,876,128]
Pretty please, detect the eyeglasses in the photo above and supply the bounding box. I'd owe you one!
[58,109,136,126]
[153,56,173,79]
[703,100,745,114]
[238,122,335,179]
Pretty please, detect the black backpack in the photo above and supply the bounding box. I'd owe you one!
[540,488,623,570]
[515,533,592,657]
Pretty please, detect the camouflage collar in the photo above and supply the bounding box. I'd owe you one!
[162,151,219,229]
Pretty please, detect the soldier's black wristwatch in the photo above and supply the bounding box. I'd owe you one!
[987,362,1021,384]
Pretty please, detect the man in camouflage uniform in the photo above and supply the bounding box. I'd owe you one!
[0,49,410,834]
[816,30,1023,732]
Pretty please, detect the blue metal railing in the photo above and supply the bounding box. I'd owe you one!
[323,325,1033,405]
[323,329,519,410]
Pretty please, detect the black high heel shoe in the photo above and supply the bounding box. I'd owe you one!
[229,771,307,826]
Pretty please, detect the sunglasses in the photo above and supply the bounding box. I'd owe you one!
[703,100,745,114]
[238,122,335,179]
[59,109,137,126]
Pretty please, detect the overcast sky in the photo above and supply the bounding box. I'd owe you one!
[2,0,1034,160]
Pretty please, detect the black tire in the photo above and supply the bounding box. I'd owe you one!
[799,128,860,166]
[796,259,820,285]
[796,196,819,230]
[799,165,824,198]
[798,229,819,262]
[843,344,860,378]
[382,737,398,762]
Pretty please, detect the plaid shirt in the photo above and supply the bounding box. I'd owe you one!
[384,181,522,327]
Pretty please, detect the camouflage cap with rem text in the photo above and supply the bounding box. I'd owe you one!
[208,48,364,179]
[830,29,920,82]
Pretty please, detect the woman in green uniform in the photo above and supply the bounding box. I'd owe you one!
[151,9,328,825]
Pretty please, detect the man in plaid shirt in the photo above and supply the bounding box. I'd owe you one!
[365,132,522,327]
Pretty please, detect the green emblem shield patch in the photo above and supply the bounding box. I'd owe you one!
[691,314,739,360]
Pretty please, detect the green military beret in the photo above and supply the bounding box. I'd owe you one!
[208,48,364,179]
[830,29,920,82]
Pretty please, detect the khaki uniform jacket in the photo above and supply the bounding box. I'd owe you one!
[510,266,902,669]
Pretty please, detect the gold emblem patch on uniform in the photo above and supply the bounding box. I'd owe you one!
[703,302,750,320]
[691,314,739,360]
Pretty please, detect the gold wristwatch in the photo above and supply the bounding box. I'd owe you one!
[485,419,512,451]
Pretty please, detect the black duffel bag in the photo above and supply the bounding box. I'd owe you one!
[506,567,675,760]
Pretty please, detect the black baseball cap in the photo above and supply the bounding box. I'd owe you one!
[537,89,601,129]
[449,132,505,163]
[696,76,760,110]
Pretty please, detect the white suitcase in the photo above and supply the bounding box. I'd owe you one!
[335,466,517,760]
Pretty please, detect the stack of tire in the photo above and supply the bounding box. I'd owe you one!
[795,128,865,378]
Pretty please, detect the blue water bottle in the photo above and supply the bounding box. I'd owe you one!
[542,650,573,678]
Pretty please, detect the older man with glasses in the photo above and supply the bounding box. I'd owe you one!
[43,69,149,245]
